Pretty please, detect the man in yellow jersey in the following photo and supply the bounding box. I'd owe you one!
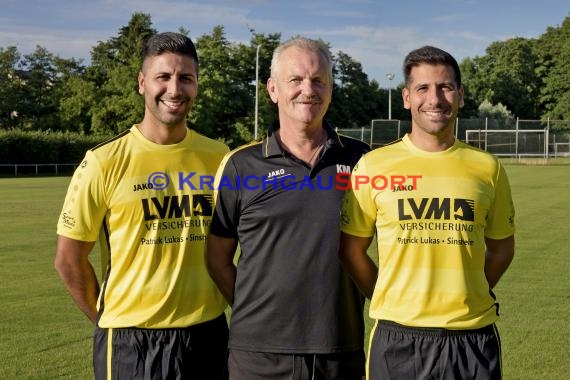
[339,46,515,380]
[55,32,230,380]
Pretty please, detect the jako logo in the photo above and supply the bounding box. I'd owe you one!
[267,169,286,178]
[335,174,422,191]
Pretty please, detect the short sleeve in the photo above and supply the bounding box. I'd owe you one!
[210,153,240,238]
[56,151,108,242]
[340,156,377,238]
[485,163,516,239]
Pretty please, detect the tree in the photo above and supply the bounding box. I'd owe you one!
[487,38,539,118]
[0,46,22,129]
[459,14,570,123]
[16,46,84,131]
[461,38,540,119]
[536,15,570,122]
[19,47,57,129]
[190,27,280,147]
[327,51,385,128]
[63,12,156,135]
[190,26,245,145]
[458,57,484,117]
[387,83,408,121]
[231,31,280,143]
[4,12,569,142]
[478,100,515,128]
[58,74,97,134]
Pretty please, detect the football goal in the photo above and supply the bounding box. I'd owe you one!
[465,129,548,158]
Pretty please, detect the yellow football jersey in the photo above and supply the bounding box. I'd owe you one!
[341,134,515,329]
[57,125,229,328]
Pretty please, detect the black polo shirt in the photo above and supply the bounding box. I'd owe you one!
[210,122,370,354]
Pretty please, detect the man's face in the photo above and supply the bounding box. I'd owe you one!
[138,52,198,128]
[402,64,464,138]
[267,46,332,127]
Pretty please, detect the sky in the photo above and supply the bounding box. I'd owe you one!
[1,0,568,86]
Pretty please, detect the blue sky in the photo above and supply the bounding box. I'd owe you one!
[1,0,568,86]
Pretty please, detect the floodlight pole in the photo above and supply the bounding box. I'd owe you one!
[254,44,262,140]
[386,73,395,120]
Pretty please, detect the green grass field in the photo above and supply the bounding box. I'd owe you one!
[1,164,569,379]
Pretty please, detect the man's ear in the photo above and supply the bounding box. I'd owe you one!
[267,78,278,104]
[402,87,411,110]
[138,71,144,95]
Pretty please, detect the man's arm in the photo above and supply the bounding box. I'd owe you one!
[54,236,99,324]
[339,232,377,299]
[205,234,238,305]
[484,235,515,289]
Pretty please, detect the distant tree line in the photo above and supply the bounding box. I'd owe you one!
[1,12,569,149]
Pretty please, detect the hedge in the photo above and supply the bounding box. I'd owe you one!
[0,129,113,164]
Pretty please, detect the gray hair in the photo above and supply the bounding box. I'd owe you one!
[270,37,333,83]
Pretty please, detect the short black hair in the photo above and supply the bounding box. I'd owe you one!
[403,46,461,87]
[141,32,198,68]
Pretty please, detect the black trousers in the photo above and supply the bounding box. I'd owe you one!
[93,313,229,380]
[227,349,365,380]
[368,320,502,380]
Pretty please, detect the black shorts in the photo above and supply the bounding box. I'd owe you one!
[94,313,229,380]
[368,320,502,380]
[227,349,365,380]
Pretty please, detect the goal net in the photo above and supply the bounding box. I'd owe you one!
[465,129,548,158]
[554,142,570,157]
[370,119,411,147]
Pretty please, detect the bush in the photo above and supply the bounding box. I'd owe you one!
[0,129,113,164]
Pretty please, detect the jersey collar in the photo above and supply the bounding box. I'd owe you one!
[263,121,344,158]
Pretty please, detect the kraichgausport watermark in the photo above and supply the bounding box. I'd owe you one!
[144,172,422,191]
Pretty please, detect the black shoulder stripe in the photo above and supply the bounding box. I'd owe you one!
[383,138,403,147]
[90,129,132,151]
[338,134,372,151]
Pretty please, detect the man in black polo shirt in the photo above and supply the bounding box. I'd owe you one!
[206,37,369,379]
